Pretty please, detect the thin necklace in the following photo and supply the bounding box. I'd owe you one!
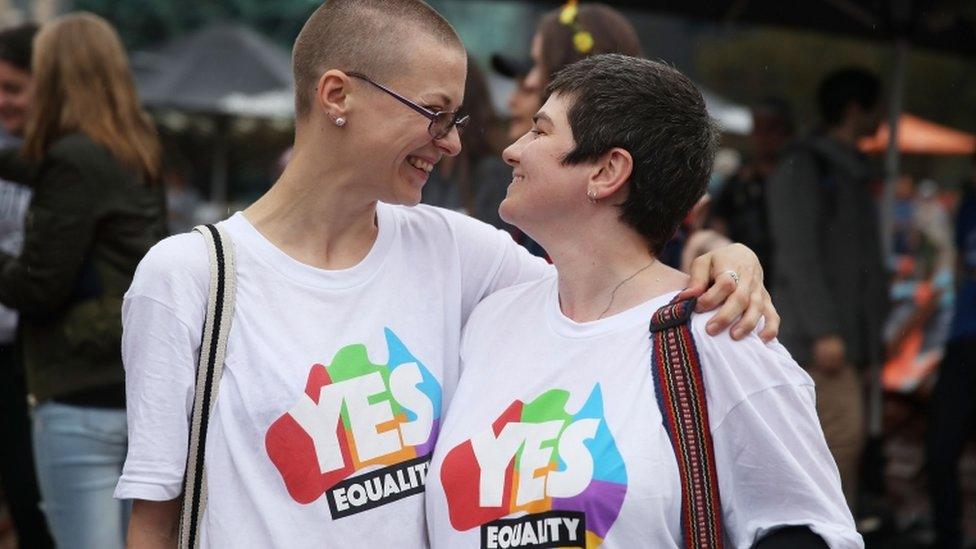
[598,258,658,320]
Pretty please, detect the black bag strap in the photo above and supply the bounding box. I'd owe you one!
[179,224,237,549]
[649,297,725,548]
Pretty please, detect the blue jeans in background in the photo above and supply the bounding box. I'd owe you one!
[32,402,130,549]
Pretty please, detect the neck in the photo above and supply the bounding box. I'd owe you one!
[543,216,686,322]
[243,136,380,270]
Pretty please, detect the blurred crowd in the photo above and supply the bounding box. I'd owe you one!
[0,2,973,549]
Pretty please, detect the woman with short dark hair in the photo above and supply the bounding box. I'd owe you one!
[426,54,861,549]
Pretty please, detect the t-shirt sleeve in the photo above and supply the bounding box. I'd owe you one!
[449,213,552,322]
[689,315,862,548]
[114,233,209,501]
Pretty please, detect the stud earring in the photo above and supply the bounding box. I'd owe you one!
[334,116,346,127]
[586,189,598,204]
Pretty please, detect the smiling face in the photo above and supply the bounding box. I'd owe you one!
[0,59,31,136]
[345,34,467,206]
[500,92,592,235]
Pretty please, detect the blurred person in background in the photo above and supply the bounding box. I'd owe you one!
[0,13,166,548]
[422,53,510,229]
[0,22,54,549]
[162,155,201,234]
[892,175,917,256]
[680,194,732,274]
[489,53,538,143]
[710,97,796,286]
[767,67,888,513]
[927,152,976,549]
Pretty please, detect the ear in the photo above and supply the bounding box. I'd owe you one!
[587,147,633,201]
[315,69,351,119]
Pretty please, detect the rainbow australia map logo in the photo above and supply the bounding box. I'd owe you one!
[265,329,440,518]
[441,385,626,548]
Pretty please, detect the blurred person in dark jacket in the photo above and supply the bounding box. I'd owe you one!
[711,98,795,287]
[0,21,54,549]
[0,13,166,549]
[927,152,976,549]
[766,67,888,512]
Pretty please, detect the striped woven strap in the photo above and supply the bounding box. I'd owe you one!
[179,224,237,549]
[649,298,724,549]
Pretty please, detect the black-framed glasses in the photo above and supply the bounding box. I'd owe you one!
[346,71,469,140]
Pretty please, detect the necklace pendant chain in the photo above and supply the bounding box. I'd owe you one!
[597,258,658,320]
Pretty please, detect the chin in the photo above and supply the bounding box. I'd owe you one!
[392,184,425,207]
[498,196,529,229]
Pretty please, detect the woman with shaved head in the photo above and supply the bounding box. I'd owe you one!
[118,1,778,547]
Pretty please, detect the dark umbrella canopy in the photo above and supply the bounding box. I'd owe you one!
[588,0,976,57]
[134,24,294,114]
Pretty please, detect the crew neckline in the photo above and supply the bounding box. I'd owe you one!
[544,276,681,339]
[222,202,397,290]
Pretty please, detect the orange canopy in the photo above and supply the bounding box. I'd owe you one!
[860,113,976,155]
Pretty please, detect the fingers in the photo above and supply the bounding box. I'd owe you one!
[758,289,781,342]
[677,253,711,300]
[704,269,753,335]
[730,282,765,340]
[697,271,738,314]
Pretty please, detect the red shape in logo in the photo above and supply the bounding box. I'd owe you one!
[441,399,523,530]
[265,364,355,504]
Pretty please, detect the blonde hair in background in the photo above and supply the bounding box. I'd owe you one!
[24,12,161,183]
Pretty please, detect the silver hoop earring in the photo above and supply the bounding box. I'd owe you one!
[334,116,346,127]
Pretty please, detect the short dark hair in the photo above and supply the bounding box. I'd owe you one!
[548,54,718,253]
[0,23,38,72]
[292,0,463,120]
[817,67,881,127]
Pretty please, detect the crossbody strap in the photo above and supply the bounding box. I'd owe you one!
[179,224,237,549]
[649,298,724,549]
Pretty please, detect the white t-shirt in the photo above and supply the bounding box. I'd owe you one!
[426,276,862,549]
[114,203,551,548]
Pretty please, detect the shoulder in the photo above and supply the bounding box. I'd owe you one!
[45,132,109,166]
[388,202,517,253]
[465,276,552,328]
[685,309,813,423]
[127,229,209,316]
[390,202,497,234]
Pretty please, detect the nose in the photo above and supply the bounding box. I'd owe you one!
[434,126,462,157]
[502,136,524,168]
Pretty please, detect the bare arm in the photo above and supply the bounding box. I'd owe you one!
[127,499,179,549]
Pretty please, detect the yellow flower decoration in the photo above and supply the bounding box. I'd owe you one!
[559,1,579,25]
[573,31,594,53]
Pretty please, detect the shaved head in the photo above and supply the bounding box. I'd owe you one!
[293,0,464,120]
